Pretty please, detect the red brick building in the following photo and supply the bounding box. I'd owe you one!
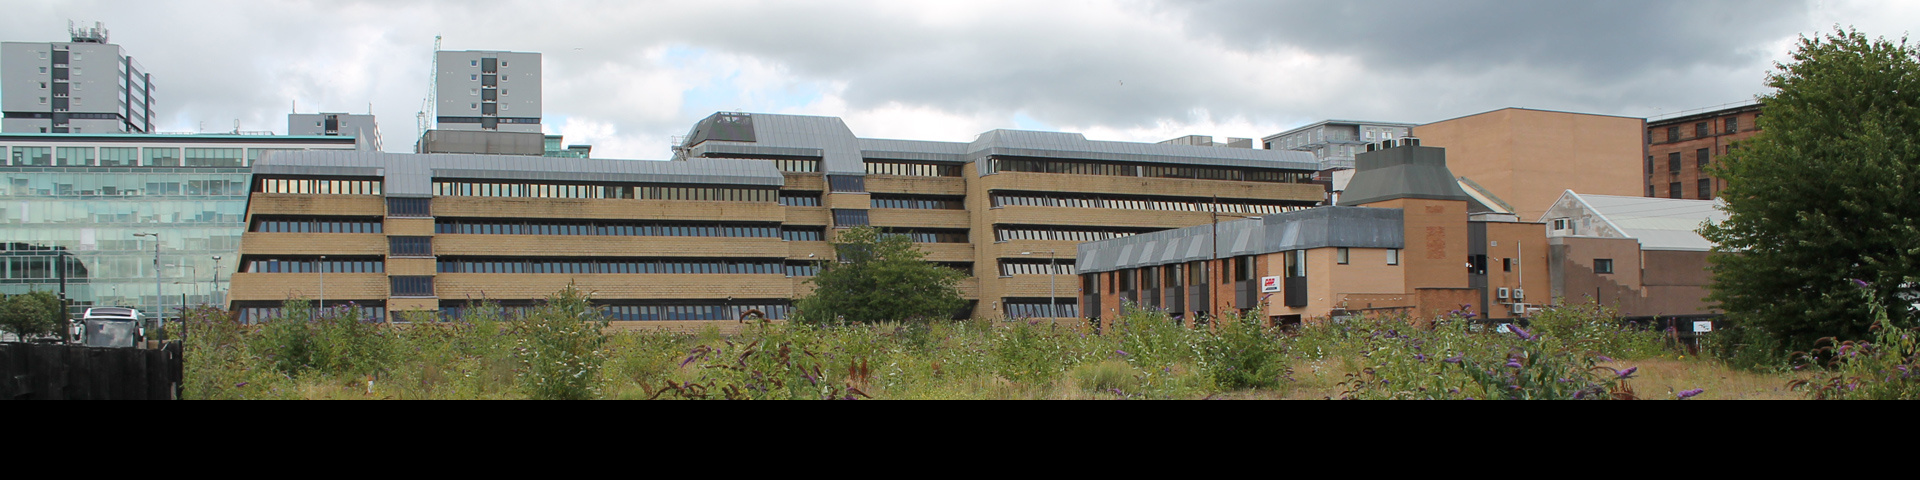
[1645,102,1762,200]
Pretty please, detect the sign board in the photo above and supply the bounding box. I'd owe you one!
[1260,276,1282,293]
[1495,323,1512,334]
[1693,321,1714,333]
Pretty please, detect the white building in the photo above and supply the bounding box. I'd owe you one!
[434,50,541,133]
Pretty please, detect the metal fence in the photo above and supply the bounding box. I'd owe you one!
[0,341,182,400]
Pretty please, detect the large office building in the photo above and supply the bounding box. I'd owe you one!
[1262,120,1417,173]
[434,50,541,133]
[2,133,363,319]
[1645,102,1761,200]
[228,112,1322,328]
[2,23,156,134]
[288,112,381,151]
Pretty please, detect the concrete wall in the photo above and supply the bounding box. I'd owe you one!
[1414,108,1645,220]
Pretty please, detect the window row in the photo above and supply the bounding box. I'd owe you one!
[782,227,824,242]
[257,178,384,195]
[985,157,1311,184]
[879,229,969,243]
[1003,299,1078,319]
[236,304,387,324]
[432,181,775,203]
[5,177,247,197]
[434,219,781,238]
[871,195,965,210]
[995,227,1147,242]
[241,257,386,273]
[999,260,1076,276]
[436,257,786,275]
[991,192,1307,214]
[251,216,384,234]
[779,192,821,206]
[865,161,963,177]
[5,146,324,167]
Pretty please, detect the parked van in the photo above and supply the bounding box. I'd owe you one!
[79,307,144,348]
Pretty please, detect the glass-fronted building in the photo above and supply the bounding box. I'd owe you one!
[1,133,360,319]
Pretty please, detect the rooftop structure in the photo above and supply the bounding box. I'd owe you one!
[2,22,156,134]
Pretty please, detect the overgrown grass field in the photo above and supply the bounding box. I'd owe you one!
[184,289,1910,400]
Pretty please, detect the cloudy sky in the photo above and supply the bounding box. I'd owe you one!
[4,0,1915,158]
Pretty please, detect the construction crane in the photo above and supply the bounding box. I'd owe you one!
[415,35,442,146]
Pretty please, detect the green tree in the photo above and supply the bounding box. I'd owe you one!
[793,227,968,324]
[1,291,66,342]
[1701,28,1920,350]
[516,285,610,400]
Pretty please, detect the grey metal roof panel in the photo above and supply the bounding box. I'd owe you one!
[699,113,868,175]
[1338,146,1473,206]
[691,143,826,159]
[965,129,1319,170]
[257,150,784,198]
[1076,206,1404,273]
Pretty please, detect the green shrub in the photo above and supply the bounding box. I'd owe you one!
[1071,359,1140,393]
[1202,309,1289,390]
[515,286,610,400]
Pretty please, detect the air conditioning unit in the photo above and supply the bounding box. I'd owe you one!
[1513,288,1525,301]
[1512,303,1528,315]
[1497,287,1510,300]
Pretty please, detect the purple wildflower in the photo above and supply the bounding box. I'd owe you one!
[1676,388,1705,400]
[235,382,248,388]
[1511,326,1534,341]
[1447,388,1459,394]
[1596,355,1614,362]
[1115,349,1130,357]
[1851,278,1871,289]
[1506,359,1523,369]
[1443,356,1463,364]
[1616,366,1638,379]
[1414,354,1428,362]
[1109,388,1123,396]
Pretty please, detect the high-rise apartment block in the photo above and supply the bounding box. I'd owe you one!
[434,50,540,133]
[1644,102,1761,200]
[2,23,156,134]
[1262,120,1417,172]
[289,112,381,151]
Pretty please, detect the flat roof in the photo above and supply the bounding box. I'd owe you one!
[256,150,784,197]
[1262,119,1420,142]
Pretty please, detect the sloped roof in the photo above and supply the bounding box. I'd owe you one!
[1552,193,1728,251]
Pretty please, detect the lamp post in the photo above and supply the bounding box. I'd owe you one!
[317,255,326,320]
[168,264,198,306]
[211,255,223,308]
[133,232,160,323]
[1021,250,1057,318]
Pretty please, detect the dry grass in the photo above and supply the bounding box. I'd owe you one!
[1602,357,1810,400]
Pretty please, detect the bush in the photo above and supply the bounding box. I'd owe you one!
[1,291,65,342]
[515,286,610,400]
[1202,309,1289,390]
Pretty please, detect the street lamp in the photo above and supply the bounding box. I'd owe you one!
[211,255,224,308]
[132,232,160,323]
[317,255,326,320]
[1021,250,1057,318]
[168,264,198,306]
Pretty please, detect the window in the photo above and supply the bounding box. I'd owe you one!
[1666,126,1680,142]
[470,74,477,81]
[1695,122,1709,137]
[1698,179,1713,200]
[1647,185,1655,197]
[827,175,865,193]
[1552,218,1570,231]
[1336,247,1350,265]
[390,236,433,257]
[1668,153,1681,173]
[1387,249,1401,266]
[1645,156,1653,175]
[1668,182,1682,199]
[781,227,823,242]
[871,195,964,210]
[1503,258,1512,272]
[831,209,869,227]
[38,82,46,89]
[391,276,435,297]
[865,161,962,177]
[1697,148,1710,169]
[1594,259,1614,274]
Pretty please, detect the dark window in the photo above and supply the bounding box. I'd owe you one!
[1668,153,1681,173]
[481,103,497,115]
[832,209,869,227]
[1594,259,1614,274]
[1646,156,1653,175]
[827,175,865,193]
[1647,185,1654,197]
[1695,122,1709,138]
[1468,255,1487,275]
[481,117,498,129]
[1336,247,1349,265]
[1667,126,1680,142]
[481,57,497,73]
[481,74,497,87]
[781,227,823,242]
[388,197,431,217]
[1697,148,1710,169]
[481,89,497,101]
[1668,183,1682,199]
[390,236,433,257]
[1698,179,1712,200]
[870,194,965,210]
[1726,116,1739,133]
[391,276,435,297]
[51,50,68,64]
[1503,258,1512,272]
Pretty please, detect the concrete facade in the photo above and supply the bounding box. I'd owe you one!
[434,50,541,133]
[1645,102,1761,200]
[289,113,381,151]
[2,25,155,134]
[1414,108,1646,220]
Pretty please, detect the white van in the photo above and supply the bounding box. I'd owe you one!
[79,307,144,348]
